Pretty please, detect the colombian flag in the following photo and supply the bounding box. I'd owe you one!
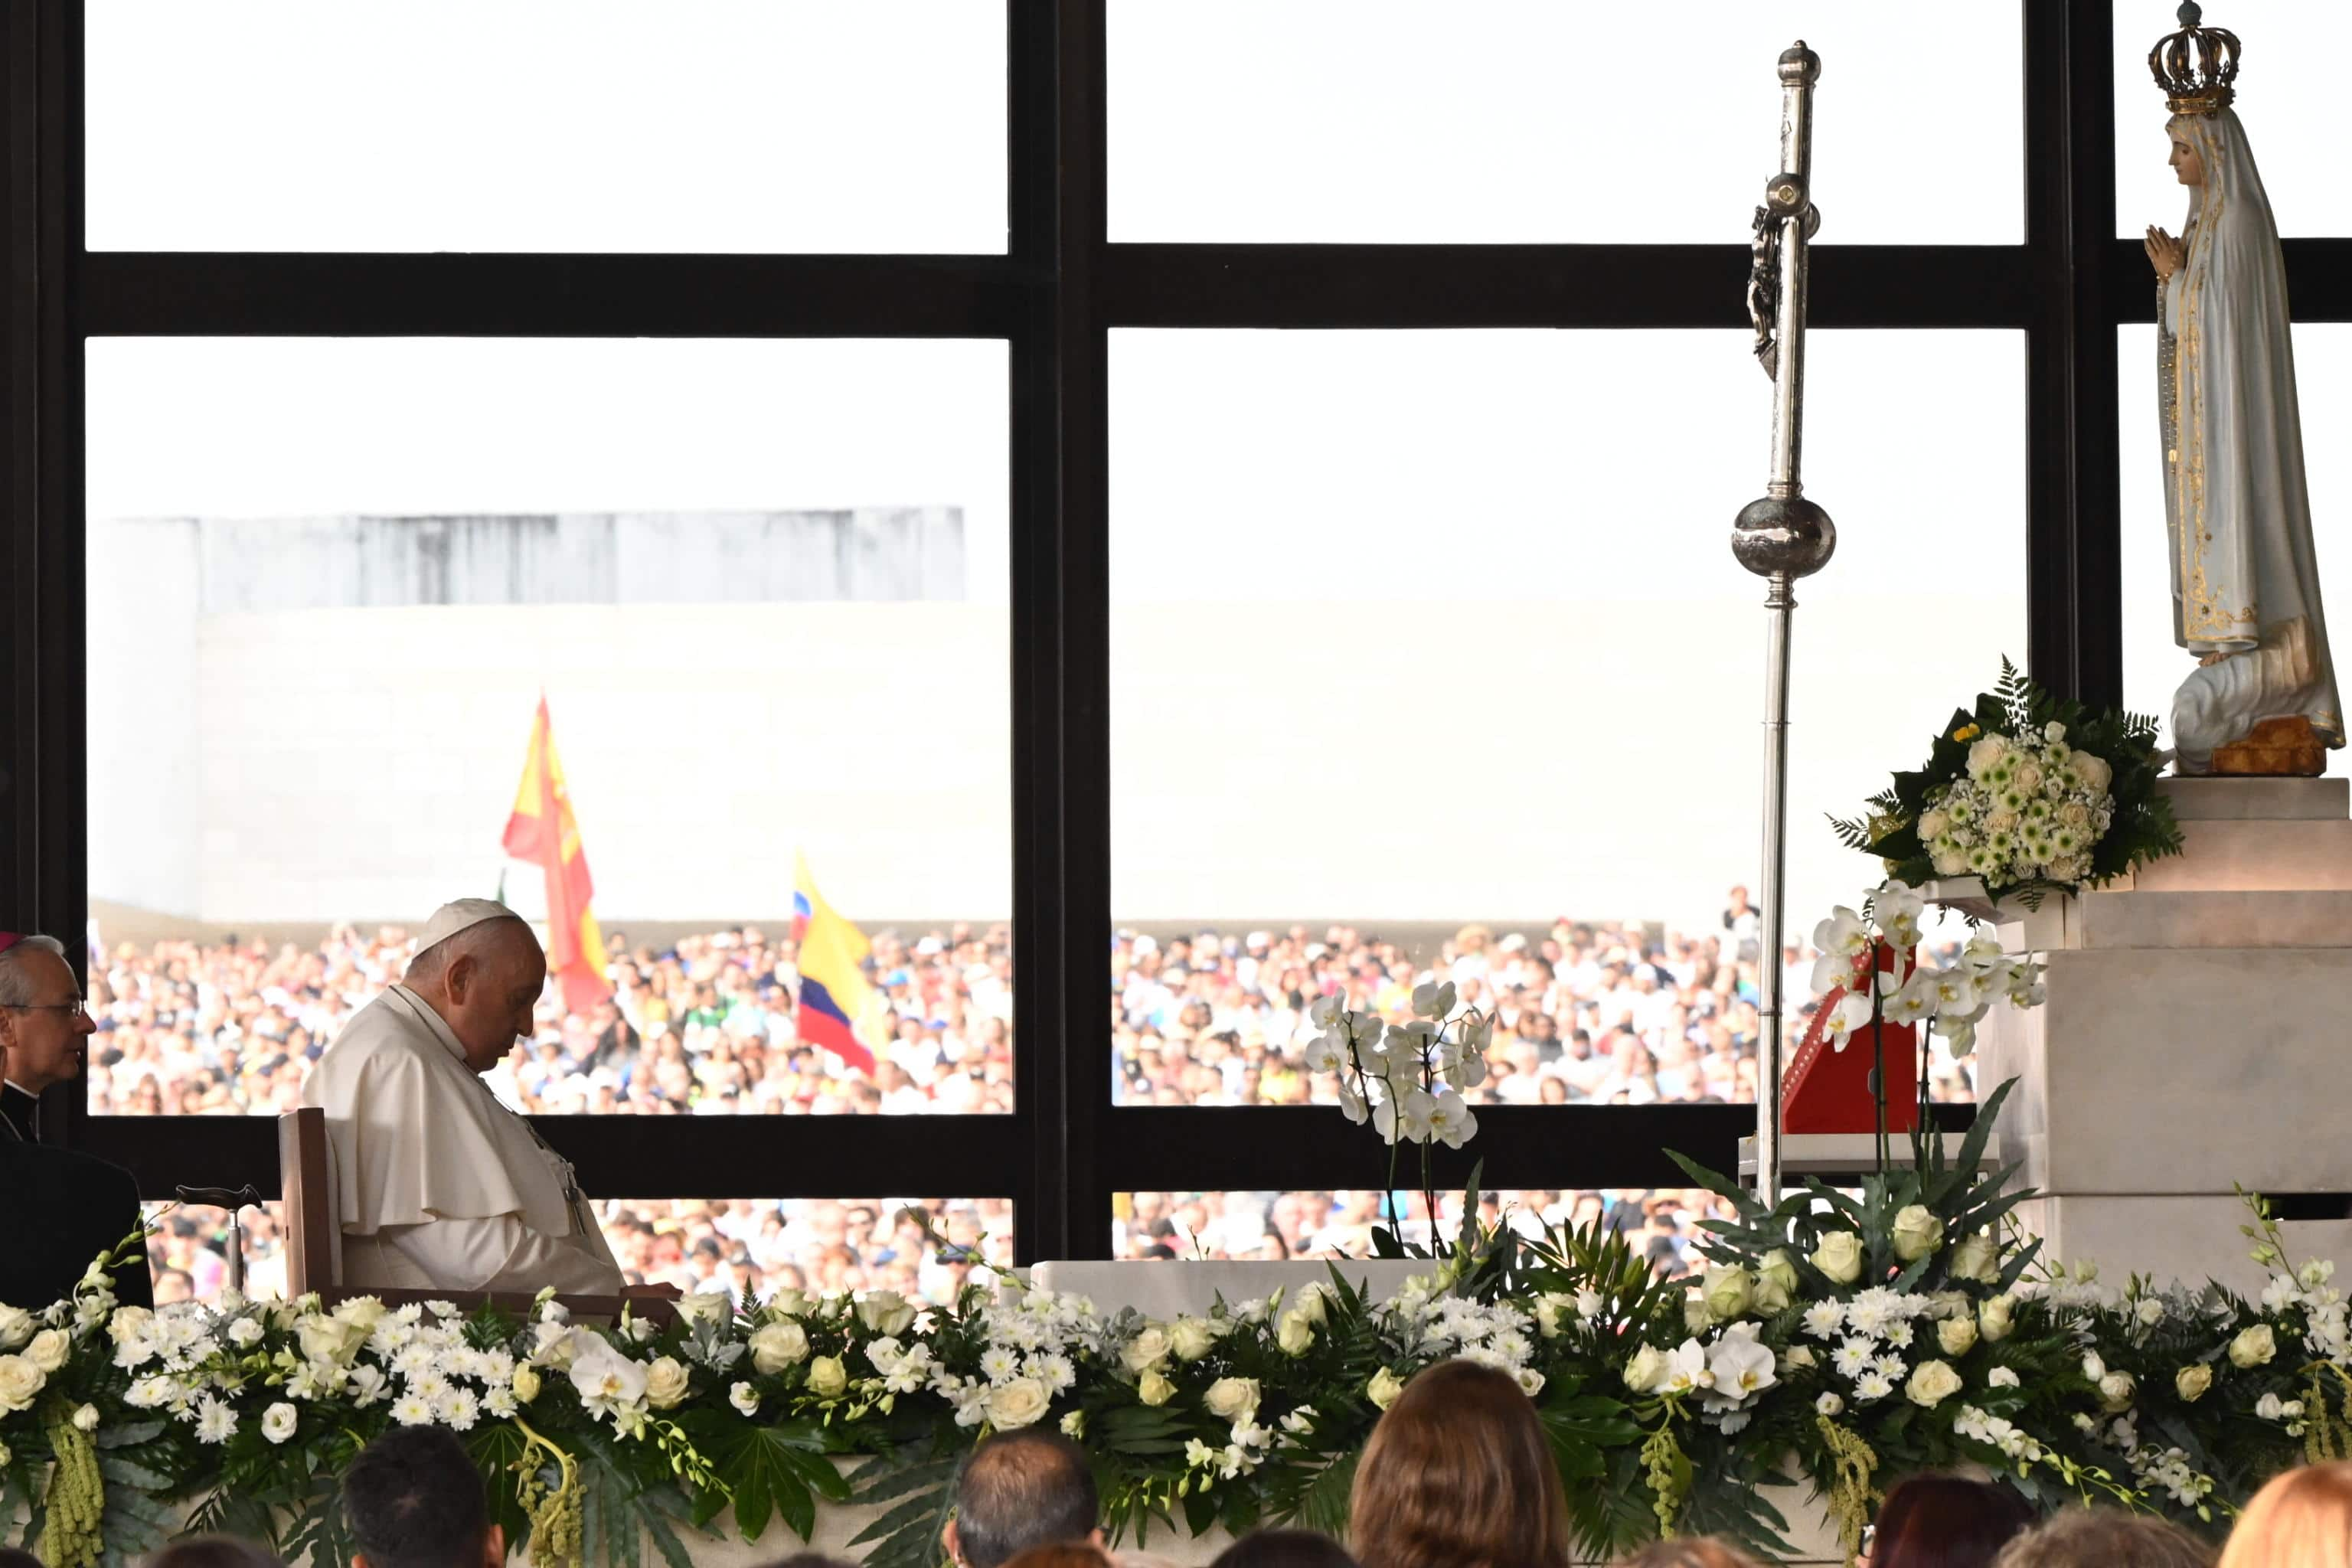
[501,697,611,1014]
[792,852,878,1073]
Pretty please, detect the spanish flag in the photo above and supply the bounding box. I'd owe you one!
[792,852,878,1073]
[501,697,610,1014]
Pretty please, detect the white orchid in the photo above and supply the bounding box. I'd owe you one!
[1882,972,1939,1027]
[1424,1089,1478,1149]
[1411,980,1458,1020]
[1824,991,1875,1050]
[1372,1083,1435,1146]
[1873,881,1926,949]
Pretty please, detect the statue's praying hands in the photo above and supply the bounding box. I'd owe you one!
[2145,225,2186,281]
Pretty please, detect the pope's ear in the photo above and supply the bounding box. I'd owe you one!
[443,950,475,1004]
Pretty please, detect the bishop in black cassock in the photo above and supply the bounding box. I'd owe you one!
[0,933,151,1309]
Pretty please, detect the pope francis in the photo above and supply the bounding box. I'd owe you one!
[303,899,626,1295]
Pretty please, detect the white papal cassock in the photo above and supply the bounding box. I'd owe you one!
[302,984,623,1294]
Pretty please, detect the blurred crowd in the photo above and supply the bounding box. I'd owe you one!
[97,887,1972,1305]
[85,887,1975,1123]
[1114,1186,1740,1279]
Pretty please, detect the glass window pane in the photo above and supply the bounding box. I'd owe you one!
[1115,1188,1736,1275]
[1112,2,2020,243]
[87,2,1005,253]
[147,1196,1013,1305]
[1109,329,2026,1109]
[2113,1,2352,239]
[2120,323,2352,734]
[89,338,1011,1116]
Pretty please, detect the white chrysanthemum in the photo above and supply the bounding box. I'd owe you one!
[978,1345,1022,1384]
[484,1386,519,1419]
[1801,1299,1846,1341]
[439,1389,482,1432]
[194,1395,238,1445]
[1853,1370,1896,1403]
[391,1394,435,1426]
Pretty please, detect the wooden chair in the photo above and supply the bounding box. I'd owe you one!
[276,1108,665,1321]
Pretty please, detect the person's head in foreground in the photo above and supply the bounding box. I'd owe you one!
[942,1428,1102,1568]
[2220,1463,2352,1568]
[0,933,94,1094]
[1994,1508,2213,1568]
[1348,1360,1572,1568]
[403,900,546,1073]
[344,1426,502,1568]
[998,1547,1116,1568]
[1864,1474,2037,1568]
[142,1538,289,1568]
[1211,1530,1360,1568]
[1615,1541,1763,1568]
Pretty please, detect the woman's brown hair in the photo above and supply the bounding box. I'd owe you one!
[2220,1463,2352,1568]
[1348,1361,1570,1568]
[1870,1475,2037,1568]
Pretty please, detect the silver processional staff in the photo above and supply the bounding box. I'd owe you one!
[1733,41,1835,1204]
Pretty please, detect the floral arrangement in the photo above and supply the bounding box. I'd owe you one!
[1810,880,2047,1063]
[1832,660,2180,904]
[3,1097,2347,1568]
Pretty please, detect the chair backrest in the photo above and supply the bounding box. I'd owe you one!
[279,1108,340,1294]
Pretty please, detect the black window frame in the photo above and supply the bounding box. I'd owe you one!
[6,1,2350,1264]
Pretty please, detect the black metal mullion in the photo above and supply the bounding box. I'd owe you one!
[1101,243,2037,331]
[80,251,1034,338]
[2104,237,2352,323]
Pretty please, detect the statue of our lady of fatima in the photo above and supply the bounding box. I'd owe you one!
[2143,4,2340,776]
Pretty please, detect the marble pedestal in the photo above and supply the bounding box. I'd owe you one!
[1975,776,2352,1294]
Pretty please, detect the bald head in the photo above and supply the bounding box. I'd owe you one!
[404,917,545,1073]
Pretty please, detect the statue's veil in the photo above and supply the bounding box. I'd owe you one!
[2160,107,2341,760]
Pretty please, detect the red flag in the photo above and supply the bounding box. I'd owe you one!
[501,697,610,1014]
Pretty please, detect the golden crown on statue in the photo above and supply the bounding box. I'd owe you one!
[2150,2,2240,116]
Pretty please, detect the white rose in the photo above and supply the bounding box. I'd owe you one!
[1988,1367,2020,1388]
[676,1292,733,1331]
[806,1355,848,1398]
[645,1356,691,1411]
[1978,1295,2016,1342]
[2008,762,2044,799]
[71,1403,99,1433]
[332,1296,385,1332]
[855,1290,916,1337]
[511,1364,541,1403]
[2176,1364,2213,1403]
[1702,1267,1755,1322]
[1757,1251,1800,1313]
[750,1321,810,1374]
[1785,1346,1816,1370]
[1535,1293,1577,1340]
[261,1403,299,1444]
[1367,1367,1404,1410]
[1932,844,1971,877]
[1137,1368,1175,1406]
[1937,1317,1979,1357]
[1967,736,2011,779]
[227,1318,265,1349]
[1060,1410,1086,1439]
[2081,1351,2106,1382]
[25,1330,69,1374]
[1817,1392,1844,1417]
[1624,1345,1669,1393]
[296,1318,351,1366]
[766,1289,812,1320]
[1684,1294,1713,1334]
[985,1377,1051,1429]
[1906,1360,1964,1408]
[1891,1206,1943,1264]
[729,1381,761,1417]
[2257,1392,2287,1421]
[1949,1233,2001,1285]
[2073,753,2113,793]
[1169,1317,1218,1362]
[1811,1232,1864,1285]
[0,1306,32,1351]
[1288,1283,1331,1326]
[2231,1325,2278,1368]
[2099,1371,2136,1412]
[1276,1311,1315,1357]
[0,1355,46,1411]
[1917,809,1952,841]
[2137,1298,2166,1327]
[1121,1325,1173,1374]
[105,1305,152,1347]
[1204,1377,1261,1422]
